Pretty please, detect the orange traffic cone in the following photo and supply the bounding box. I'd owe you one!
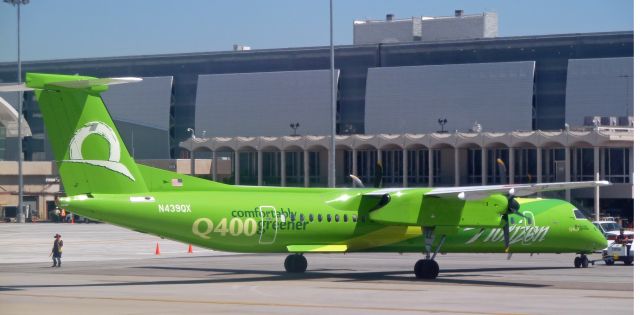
[188,244,193,254]
[155,242,161,255]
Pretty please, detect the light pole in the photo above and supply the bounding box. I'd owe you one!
[328,0,336,188]
[5,0,29,223]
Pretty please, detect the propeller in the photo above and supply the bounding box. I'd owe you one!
[374,160,383,188]
[496,158,523,251]
[501,195,522,251]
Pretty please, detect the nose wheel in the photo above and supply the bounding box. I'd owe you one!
[284,254,307,273]
[573,254,590,268]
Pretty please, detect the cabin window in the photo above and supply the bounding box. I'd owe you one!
[318,214,323,222]
[573,209,587,220]
[344,214,348,222]
[327,214,332,222]
[361,216,366,223]
[309,214,314,222]
[290,213,296,222]
[335,214,340,222]
[300,214,305,222]
[352,215,358,222]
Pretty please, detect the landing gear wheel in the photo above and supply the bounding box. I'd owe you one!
[284,254,307,273]
[623,258,632,265]
[414,259,439,279]
[574,257,582,268]
[605,258,615,265]
[581,255,589,268]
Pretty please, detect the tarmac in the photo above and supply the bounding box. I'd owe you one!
[0,223,634,315]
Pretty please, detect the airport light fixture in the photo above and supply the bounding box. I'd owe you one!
[289,122,300,136]
[4,0,29,223]
[438,118,448,133]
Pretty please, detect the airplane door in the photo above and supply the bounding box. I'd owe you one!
[259,206,278,244]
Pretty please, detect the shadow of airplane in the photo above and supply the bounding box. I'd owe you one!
[0,265,571,291]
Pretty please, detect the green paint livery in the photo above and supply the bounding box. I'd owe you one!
[16,73,608,279]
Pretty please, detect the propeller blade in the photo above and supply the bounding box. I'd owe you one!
[502,213,510,252]
[374,160,383,188]
[349,174,364,188]
[497,158,507,184]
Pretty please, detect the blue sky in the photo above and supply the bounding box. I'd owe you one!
[0,0,633,62]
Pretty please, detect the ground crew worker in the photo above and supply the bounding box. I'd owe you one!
[51,234,63,267]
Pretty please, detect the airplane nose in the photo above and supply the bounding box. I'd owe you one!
[589,229,608,251]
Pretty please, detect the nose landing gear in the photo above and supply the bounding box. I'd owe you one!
[573,254,590,268]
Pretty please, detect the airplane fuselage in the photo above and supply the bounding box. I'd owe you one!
[62,187,607,255]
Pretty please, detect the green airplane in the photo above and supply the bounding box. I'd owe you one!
[1,73,609,279]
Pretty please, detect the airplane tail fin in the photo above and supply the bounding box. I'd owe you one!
[19,73,148,195]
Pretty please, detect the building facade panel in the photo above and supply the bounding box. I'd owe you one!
[0,32,633,160]
[565,57,634,127]
[195,70,339,137]
[365,61,535,134]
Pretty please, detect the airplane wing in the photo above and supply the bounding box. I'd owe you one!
[366,180,611,229]
[425,181,611,201]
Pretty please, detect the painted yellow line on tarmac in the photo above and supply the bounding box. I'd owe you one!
[0,292,525,315]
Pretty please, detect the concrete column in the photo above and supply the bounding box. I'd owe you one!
[508,147,515,184]
[280,150,286,187]
[402,148,408,187]
[536,146,542,197]
[428,148,434,187]
[481,147,488,185]
[454,148,460,187]
[544,148,551,182]
[351,149,357,175]
[594,147,600,220]
[189,148,195,176]
[629,147,634,184]
[257,150,263,186]
[572,148,577,181]
[564,147,571,200]
[303,149,309,187]
[234,150,240,185]
[536,147,542,183]
[211,151,217,181]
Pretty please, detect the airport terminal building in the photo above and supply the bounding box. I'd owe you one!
[0,12,633,220]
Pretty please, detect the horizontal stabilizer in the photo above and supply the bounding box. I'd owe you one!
[425,181,611,200]
[0,83,34,92]
[287,245,347,253]
[48,77,142,89]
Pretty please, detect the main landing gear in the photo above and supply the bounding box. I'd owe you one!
[284,254,307,273]
[573,254,591,268]
[414,227,446,280]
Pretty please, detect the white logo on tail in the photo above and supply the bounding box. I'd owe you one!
[64,121,135,181]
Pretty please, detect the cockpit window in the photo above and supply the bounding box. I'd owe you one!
[573,209,587,220]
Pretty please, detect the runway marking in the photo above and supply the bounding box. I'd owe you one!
[583,295,633,299]
[0,292,525,315]
[318,286,427,292]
